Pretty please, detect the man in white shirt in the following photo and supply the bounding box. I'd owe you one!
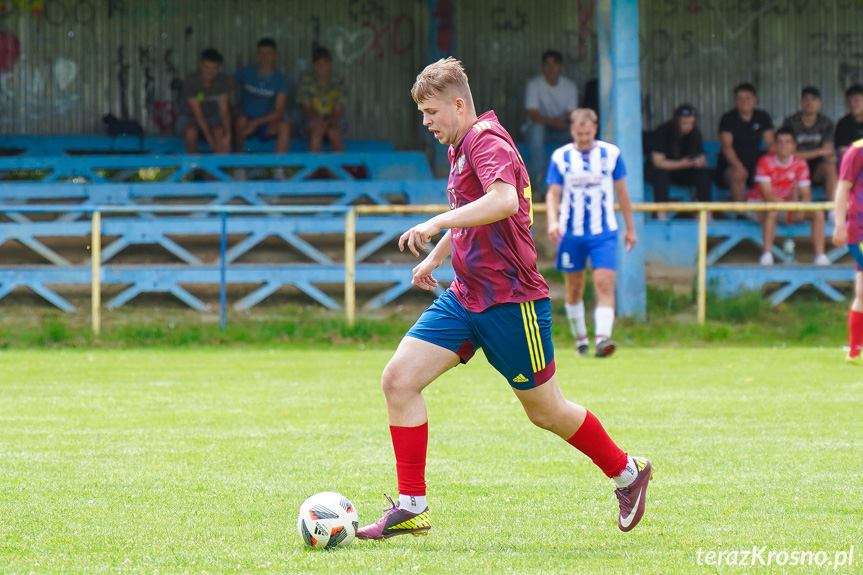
[525,50,579,198]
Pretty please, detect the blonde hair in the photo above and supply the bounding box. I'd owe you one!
[411,57,475,110]
[570,108,598,126]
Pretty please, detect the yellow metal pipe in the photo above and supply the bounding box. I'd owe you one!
[91,211,101,336]
[697,210,708,325]
[344,208,357,327]
[348,201,833,326]
[354,201,831,215]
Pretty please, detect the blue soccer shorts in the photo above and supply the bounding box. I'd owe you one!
[405,289,556,390]
[556,231,618,272]
[849,243,863,271]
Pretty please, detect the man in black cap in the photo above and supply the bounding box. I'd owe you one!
[781,86,837,203]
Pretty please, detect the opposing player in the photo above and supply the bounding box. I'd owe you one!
[545,109,637,358]
[356,58,652,540]
[832,138,863,363]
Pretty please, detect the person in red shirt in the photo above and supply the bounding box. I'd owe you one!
[355,57,653,540]
[748,128,828,266]
[832,138,863,363]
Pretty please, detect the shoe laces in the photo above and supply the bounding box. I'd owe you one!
[381,493,400,515]
[614,486,632,506]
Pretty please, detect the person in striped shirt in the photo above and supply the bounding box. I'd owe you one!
[545,108,637,358]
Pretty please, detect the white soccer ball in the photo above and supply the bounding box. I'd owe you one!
[297,491,359,549]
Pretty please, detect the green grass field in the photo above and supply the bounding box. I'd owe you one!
[1,347,860,574]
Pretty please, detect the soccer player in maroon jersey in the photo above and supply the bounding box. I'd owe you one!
[356,58,653,540]
[832,138,863,363]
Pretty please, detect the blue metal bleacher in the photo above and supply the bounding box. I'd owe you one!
[0,152,442,208]
[640,137,849,305]
[643,217,853,304]
[0,138,453,311]
[0,135,395,156]
[0,133,853,312]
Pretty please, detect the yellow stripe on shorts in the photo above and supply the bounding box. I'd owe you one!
[520,302,539,373]
[528,301,546,368]
[521,302,546,373]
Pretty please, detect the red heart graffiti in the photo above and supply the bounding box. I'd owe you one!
[0,31,21,73]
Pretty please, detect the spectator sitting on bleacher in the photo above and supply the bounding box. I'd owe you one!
[298,47,346,153]
[178,48,232,154]
[835,84,863,160]
[781,86,837,202]
[233,38,290,157]
[715,83,775,202]
[748,127,828,267]
[648,104,711,219]
[524,50,578,198]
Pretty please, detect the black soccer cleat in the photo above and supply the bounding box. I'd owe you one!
[595,339,616,358]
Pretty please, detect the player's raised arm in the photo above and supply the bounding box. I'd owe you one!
[434,179,519,228]
[398,180,518,257]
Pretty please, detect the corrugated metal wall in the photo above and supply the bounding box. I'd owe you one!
[0,0,432,145]
[640,0,863,139]
[1,0,861,146]
[454,0,592,138]
[0,0,597,148]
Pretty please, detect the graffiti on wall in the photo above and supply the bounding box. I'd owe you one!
[429,0,453,59]
[0,0,97,27]
[115,44,182,133]
[641,0,863,85]
[325,0,417,63]
[0,54,81,124]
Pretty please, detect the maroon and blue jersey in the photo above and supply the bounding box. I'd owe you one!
[445,111,549,312]
[840,140,863,245]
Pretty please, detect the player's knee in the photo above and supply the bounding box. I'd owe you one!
[381,363,398,396]
[594,276,615,297]
[522,398,567,431]
[381,361,414,398]
[525,407,556,431]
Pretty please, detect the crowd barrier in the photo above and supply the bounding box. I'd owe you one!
[0,202,845,334]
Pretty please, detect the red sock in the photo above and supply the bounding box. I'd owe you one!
[566,410,628,478]
[849,310,863,358]
[390,422,428,496]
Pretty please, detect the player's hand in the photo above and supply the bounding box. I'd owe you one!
[693,155,707,168]
[833,225,847,248]
[411,256,441,291]
[399,220,441,257]
[624,229,637,251]
[733,165,748,182]
[547,222,561,244]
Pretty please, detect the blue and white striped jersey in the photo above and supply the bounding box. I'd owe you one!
[545,140,627,236]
